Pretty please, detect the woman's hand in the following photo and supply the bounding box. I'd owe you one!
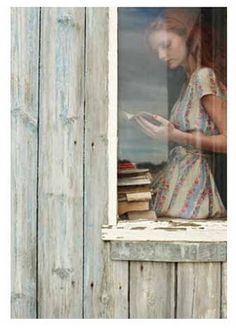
[134,114,180,141]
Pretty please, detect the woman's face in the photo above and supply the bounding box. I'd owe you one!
[148,30,188,69]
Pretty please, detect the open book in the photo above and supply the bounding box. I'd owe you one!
[120,110,169,127]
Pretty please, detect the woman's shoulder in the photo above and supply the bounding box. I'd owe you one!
[190,66,226,98]
[191,66,216,80]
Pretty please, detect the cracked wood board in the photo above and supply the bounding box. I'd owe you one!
[38,8,85,318]
[102,219,227,242]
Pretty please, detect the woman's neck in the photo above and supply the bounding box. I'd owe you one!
[182,55,200,81]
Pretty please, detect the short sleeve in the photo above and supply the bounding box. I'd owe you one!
[195,67,225,100]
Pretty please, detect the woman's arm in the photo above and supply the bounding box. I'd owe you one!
[171,94,227,153]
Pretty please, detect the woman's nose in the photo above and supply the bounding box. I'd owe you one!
[158,49,167,61]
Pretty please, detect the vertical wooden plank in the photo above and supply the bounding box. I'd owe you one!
[84,8,128,318]
[38,8,85,318]
[11,7,39,318]
[129,262,175,318]
[177,263,221,318]
[221,262,227,318]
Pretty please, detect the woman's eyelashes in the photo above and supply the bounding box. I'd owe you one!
[160,41,171,50]
[151,41,172,59]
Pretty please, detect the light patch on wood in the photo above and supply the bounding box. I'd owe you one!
[38,8,85,318]
[130,262,175,318]
[221,262,227,318]
[176,263,221,318]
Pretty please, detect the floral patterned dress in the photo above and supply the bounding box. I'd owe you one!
[151,67,227,219]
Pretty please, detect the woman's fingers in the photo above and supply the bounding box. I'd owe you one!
[134,117,156,138]
[139,117,168,136]
[138,116,157,131]
[136,117,156,134]
[134,116,167,139]
[152,114,170,126]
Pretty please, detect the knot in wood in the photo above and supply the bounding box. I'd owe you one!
[147,291,155,305]
[57,14,75,28]
[52,267,73,280]
[101,293,110,304]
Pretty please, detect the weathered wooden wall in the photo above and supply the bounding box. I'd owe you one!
[11,7,227,319]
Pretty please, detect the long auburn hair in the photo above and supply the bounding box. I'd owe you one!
[146,8,227,89]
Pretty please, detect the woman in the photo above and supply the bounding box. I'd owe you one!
[134,8,227,219]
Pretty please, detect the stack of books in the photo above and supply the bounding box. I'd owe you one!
[117,167,157,220]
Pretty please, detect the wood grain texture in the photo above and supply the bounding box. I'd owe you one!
[176,262,221,318]
[221,262,227,318]
[83,8,128,318]
[38,8,85,318]
[129,262,175,318]
[11,7,40,318]
[111,241,226,262]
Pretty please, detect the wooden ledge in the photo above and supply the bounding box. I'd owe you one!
[102,219,227,262]
[102,218,227,242]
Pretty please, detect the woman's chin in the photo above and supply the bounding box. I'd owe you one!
[168,61,179,69]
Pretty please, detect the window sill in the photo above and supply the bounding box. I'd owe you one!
[101,218,227,262]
